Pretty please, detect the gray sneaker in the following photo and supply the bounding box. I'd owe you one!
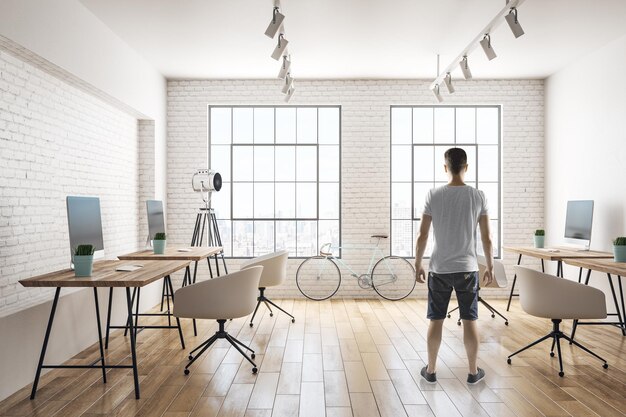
[467,368,486,385]
[420,366,437,384]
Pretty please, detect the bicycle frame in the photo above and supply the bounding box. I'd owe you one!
[319,239,387,278]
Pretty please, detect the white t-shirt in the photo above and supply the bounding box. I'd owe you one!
[423,185,489,274]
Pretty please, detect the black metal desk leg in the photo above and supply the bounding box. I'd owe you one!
[134,288,141,340]
[125,288,140,399]
[124,288,137,337]
[607,274,626,336]
[193,260,200,283]
[507,254,522,311]
[93,288,107,383]
[541,259,545,273]
[619,276,625,334]
[30,287,61,400]
[105,287,113,349]
[578,267,583,283]
[167,276,187,345]
[570,269,592,343]
[557,261,563,277]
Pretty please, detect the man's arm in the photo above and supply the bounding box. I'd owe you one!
[414,215,432,283]
[478,215,494,286]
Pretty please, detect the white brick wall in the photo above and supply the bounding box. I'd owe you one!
[0,49,141,317]
[138,120,156,248]
[166,79,544,299]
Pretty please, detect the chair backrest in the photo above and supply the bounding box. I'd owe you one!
[515,266,606,320]
[477,256,507,288]
[240,250,289,288]
[174,266,263,320]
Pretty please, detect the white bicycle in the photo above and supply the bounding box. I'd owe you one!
[296,235,416,301]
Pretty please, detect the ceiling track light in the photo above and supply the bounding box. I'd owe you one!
[285,85,295,102]
[443,72,455,94]
[278,55,291,79]
[271,33,289,60]
[432,84,443,103]
[282,73,293,94]
[505,7,525,38]
[480,34,497,61]
[459,56,472,80]
[428,0,525,93]
[265,6,285,38]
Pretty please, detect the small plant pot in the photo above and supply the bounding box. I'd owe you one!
[74,255,94,277]
[613,245,626,262]
[153,239,167,255]
[534,235,545,248]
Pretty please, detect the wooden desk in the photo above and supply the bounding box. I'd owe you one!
[19,259,191,400]
[562,258,626,338]
[503,246,613,311]
[117,246,221,337]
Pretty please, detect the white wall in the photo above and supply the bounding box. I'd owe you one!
[165,79,545,298]
[545,34,626,299]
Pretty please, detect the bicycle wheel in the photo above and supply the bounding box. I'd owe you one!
[296,256,341,301]
[371,256,416,301]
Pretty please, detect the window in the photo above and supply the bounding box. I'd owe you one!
[209,106,341,258]
[390,105,501,258]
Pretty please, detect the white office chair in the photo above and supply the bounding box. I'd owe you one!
[507,266,608,377]
[447,256,509,325]
[240,250,294,327]
[173,266,263,375]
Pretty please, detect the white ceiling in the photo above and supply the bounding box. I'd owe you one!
[81,0,626,80]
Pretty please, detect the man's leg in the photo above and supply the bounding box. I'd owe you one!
[427,319,445,373]
[462,319,479,375]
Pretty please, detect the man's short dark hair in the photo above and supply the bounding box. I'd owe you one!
[444,147,467,175]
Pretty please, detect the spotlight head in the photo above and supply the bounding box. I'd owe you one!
[480,34,497,61]
[443,73,455,94]
[192,169,222,193]
[459,56,472,80]
[264,7,285,38]
[281,73,293,94]
[271,34,289,60]
[505,7,524,38]
[432,84,443,103]
[278,55,291,79]
[285,86,295,102]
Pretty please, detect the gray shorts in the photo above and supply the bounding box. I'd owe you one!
[427,271,479,321]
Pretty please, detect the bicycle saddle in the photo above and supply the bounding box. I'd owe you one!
[371,234,388,239]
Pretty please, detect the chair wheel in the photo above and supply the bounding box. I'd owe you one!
[447,314,451,318]
[249,323,253,327]
[507,358,511,365]
[457,321,461,326]
[270,313,273,317]
[291,318,295,323]
[603,363,608,369]
[491,314,495,318]
[252,367,258,374]
[184,369,190,375]
[251,353,256,359]
[559,371,564,377]
[188,355,193,360]
[550,352,555,357]
[505,321,509,326]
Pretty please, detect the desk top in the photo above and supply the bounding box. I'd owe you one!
[562,257,625,275]
[503,246,613,261]
[118,246,222,261]
[19,260,190,288]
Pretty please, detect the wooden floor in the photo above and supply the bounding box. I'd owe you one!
[1,298,625,417]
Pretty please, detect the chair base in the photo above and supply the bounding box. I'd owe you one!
[249,288,296,327]
[184,319,257,375]
[507,319,608,377]
[447,296,509,325]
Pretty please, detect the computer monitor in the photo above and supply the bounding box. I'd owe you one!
[66,196,105,264]
[146,200,165,247]
[564,200,594,250]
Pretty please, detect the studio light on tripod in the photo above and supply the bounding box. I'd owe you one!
[192,169,222,193]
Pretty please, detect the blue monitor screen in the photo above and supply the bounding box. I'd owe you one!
[66,196,104,255]
[564,200,594,241]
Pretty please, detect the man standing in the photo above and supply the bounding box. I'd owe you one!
[414,147,493,385]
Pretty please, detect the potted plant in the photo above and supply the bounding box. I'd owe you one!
[534,229,545,248]
[73,244,94,277]
[613,237,626,262]
[153,232,167,254]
